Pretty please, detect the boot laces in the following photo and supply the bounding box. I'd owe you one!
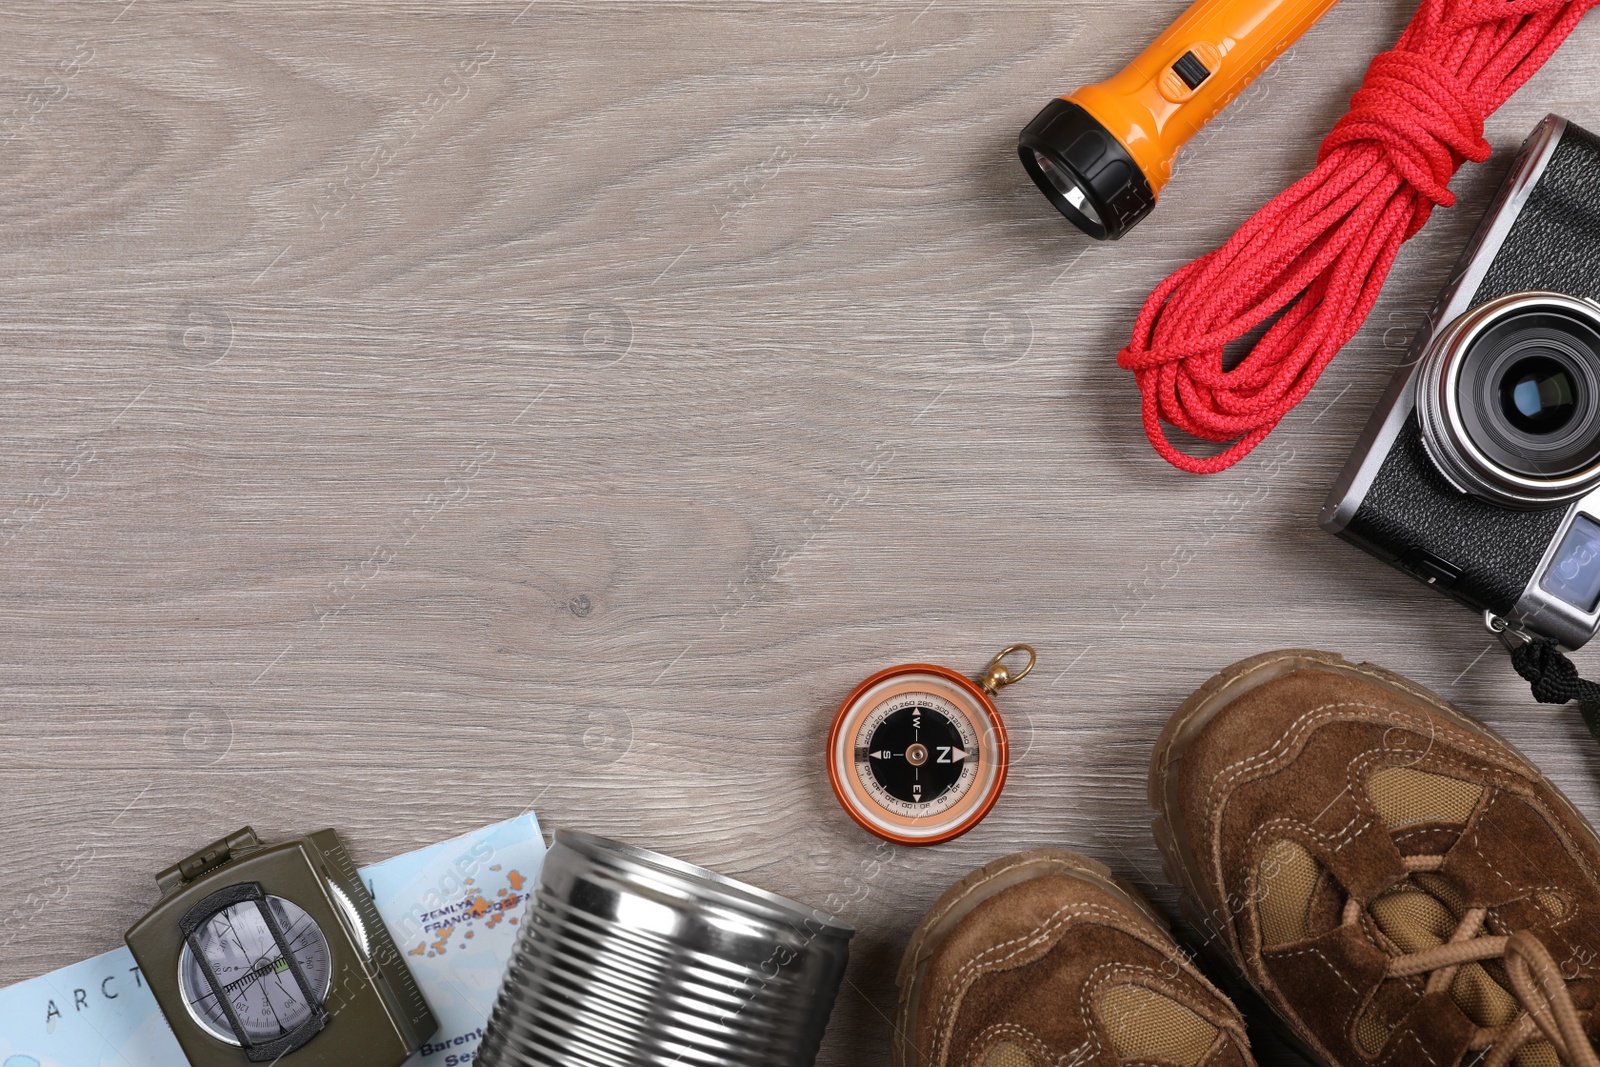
[1367,855,1597,1067]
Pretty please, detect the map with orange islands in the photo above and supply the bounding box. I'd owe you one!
[409,869,527,958]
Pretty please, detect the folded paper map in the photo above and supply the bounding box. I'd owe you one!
[0,814,545,1067]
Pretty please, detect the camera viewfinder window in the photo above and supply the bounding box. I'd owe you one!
[1540,513,1600,612]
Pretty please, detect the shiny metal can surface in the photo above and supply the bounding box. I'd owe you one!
[478,830,855,1067]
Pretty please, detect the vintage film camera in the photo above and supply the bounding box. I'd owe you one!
[1323,114,1600,649]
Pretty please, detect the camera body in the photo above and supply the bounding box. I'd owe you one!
[1322,115,1600,649]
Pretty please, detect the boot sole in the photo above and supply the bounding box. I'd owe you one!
[892,847,1172,1067]
[1146,647,1597,1065]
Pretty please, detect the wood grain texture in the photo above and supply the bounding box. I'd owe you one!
[5,2,1600,1062]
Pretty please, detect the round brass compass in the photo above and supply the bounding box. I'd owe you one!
[828,645,1035,846]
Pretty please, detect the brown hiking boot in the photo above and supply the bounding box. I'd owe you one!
[1151,649,1600,1067]
[894,848,1254,1067]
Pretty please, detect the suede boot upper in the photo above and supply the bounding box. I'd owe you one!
[1164,655,1600,1067]
[903,854,1253,1067]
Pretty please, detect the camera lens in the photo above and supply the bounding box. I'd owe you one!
[1460,305,1600,480]
[1500,354,1578,434]
[1417,293,1600,506]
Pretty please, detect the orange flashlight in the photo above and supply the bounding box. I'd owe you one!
[1019,0,1341,239]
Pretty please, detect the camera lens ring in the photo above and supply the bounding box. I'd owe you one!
[1418,291,1600,507]
[1464,334,1596,466]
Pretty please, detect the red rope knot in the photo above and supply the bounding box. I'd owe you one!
[1114,0,1595,473]
[1318,49,1490,216]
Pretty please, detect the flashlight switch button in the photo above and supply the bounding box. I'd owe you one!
[1173,51,1211,91]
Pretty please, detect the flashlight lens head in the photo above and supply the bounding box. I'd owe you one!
[1018,99,1155,240]
[1031,150,1103,230]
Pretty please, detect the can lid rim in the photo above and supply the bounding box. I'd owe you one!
[550,830,856,939]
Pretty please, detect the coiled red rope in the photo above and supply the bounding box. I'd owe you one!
[1117,0,1599,474]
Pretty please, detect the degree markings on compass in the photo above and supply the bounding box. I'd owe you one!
[260,984,286,1035]
[270,973,302,1021]
[222,912,248,962]
[279,912,317,950]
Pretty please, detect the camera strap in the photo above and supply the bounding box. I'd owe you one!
[1504,634,1600,743]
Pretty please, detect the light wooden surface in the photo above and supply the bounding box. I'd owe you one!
[6,2,1600,1062]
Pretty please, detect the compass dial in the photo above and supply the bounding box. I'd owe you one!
[178,895,331,1046]
[858,693,977,816]
[828,664,1009,845]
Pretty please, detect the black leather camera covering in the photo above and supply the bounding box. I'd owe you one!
[1341,120,1600,615]
[1476,126,1600,307]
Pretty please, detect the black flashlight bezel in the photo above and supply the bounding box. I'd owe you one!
[1018,99,1155,241]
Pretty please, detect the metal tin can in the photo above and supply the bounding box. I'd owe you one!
[478,830,855,1067]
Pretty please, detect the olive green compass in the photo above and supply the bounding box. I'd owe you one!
[125,827,437,1066]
